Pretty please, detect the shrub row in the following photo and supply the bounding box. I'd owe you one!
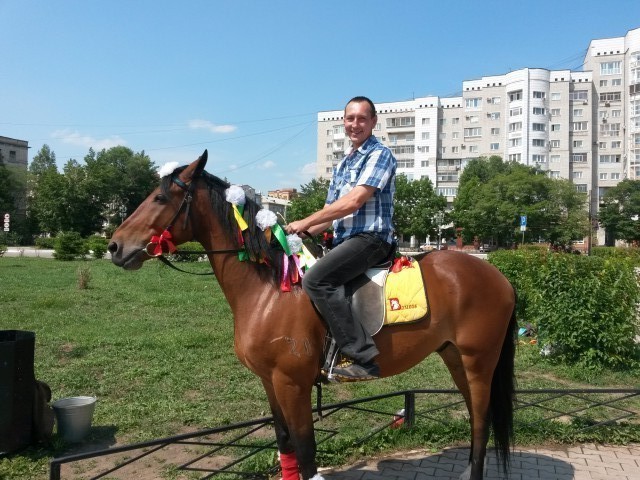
[47,232,110,260]
[489,249,640,371]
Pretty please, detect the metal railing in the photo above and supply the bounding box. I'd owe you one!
[49,388,639,480]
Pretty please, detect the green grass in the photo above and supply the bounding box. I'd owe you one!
[0,257,638,479]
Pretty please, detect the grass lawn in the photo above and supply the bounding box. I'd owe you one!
[0,257,638,479]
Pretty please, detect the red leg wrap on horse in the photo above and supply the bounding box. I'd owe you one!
[279,451,300,480]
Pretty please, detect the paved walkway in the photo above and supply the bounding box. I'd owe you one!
[319,444,640,479]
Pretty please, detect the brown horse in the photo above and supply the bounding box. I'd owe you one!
[108,151,517,480]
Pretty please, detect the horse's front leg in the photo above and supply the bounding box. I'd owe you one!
[268,375,321,480]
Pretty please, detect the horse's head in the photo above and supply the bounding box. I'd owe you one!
[108,150,208,270]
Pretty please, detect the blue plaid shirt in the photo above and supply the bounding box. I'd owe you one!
[326,135,396,245]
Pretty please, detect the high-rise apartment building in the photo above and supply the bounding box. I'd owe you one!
[316,27,640,244]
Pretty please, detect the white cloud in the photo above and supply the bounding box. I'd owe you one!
[188,119,237,134]
[259,160,276,170]
[300,162,316,175]
[51,129,126,150]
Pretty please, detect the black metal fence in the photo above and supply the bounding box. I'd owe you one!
[49,388,639,480]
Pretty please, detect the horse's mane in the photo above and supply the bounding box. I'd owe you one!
[161,166,287,286]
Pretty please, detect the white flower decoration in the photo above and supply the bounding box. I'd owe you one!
[225,185,246,205]
[158,162,181,178]
[255,209,277,231]
[286,234,303,254]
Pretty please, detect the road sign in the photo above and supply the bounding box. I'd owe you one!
[520,215,527,232]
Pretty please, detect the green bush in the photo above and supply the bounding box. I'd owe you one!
[170,241,206,262]
[489,249,640,371]
[0,244,6,257]
[53,231,88,261]
[85,236,108,259]
[591,246,640,265]
[34,236,56,249]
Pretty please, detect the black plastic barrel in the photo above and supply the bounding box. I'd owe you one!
[0,330,36,454]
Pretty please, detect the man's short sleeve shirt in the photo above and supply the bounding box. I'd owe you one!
[326,135,396,245]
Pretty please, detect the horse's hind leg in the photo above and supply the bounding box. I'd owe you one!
[438,343,490,480]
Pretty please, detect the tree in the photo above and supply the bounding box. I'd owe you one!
[598,179,640,244]
[287,178,330,223]
[453,156,588,247]
[28,145,66,235]
[393,174,446,242]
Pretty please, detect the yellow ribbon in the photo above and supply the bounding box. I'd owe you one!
[233,204,248,231]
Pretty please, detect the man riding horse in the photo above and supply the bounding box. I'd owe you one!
[286,96,396,381]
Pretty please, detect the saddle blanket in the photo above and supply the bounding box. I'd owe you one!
[384,257,428,325]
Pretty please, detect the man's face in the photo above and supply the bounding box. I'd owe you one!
[344,101,377,150]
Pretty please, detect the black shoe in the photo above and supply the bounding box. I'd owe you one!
[332,360,380,381]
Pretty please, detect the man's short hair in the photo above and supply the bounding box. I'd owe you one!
[345,96,377,118]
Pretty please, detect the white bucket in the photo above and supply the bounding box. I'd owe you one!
[52,396,96,443]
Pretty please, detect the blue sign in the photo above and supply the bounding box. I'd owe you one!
[520,215,527,227]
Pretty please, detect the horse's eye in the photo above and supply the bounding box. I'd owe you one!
[154,194,168,203]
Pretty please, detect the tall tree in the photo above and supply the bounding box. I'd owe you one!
[598,179,640,244]
[28,145,66,235]
[393,174,447,242]
[287,178,330,223]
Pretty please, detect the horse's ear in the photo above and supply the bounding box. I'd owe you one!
[194,150,208,177]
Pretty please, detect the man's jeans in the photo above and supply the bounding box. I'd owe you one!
[302,233,393,364]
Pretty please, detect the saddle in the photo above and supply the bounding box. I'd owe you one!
[321,256,429,382]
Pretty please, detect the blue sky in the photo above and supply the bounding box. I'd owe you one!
[1,1,639,193]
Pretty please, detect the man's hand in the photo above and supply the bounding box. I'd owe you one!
[285,220,308,235]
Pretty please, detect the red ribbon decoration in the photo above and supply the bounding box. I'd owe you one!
[391,256,413,273]
[149,229,177,256]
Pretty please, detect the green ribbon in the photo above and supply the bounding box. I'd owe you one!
[272,223,290,256]
[236,204,249,261]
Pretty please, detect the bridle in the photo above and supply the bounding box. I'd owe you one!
[144,173,242,275]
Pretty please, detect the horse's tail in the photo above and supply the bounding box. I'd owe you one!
[490,296,517,474]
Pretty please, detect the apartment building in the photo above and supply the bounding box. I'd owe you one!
[316,27,640,244]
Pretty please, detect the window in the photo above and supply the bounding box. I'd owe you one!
[467,115,479,123]
[611,109,621,117]
[326,142,332,148]
[421,160,429,167]
[551,92,561,101]
[326,167,333,173]
[469,145,479,153]
[533,107,545,115]
[451,146,459,153]
[573,108,583,117]
[550,155,560,163]
[490,143,500,150]
[333,125,344,134]
[509,90,522,102]
[490,127,500,135]
[532,123,546,132]
[600,123,620,136]
[509,138,522,147]
[569,90,588,101]
[387,117,415,127]
[599,154,621,163]
[572,171,583,179]
[600,79,608,87]
[533,91,546,99]
[439,118,447,126]
[533,154,546,163]
[612,78,621,86]
[438,173,459,182]
[489,112,501,120]
[509,107,522,116]
[490,97,501,104]
[599,92,621,102]
[611,173,620,180]
[439,132,447,139]
[532,139,545,147]
[437,187,458,197]
[550,140,560,148]
[417,146,429,153]
[375,123,381,131]
[573,140,583,148]
[611,141,621,148]
[452,117,460,124]
[421,132,430,140]
[549,171,560,178]
[551,108,560,116]
[390,145,415,155]
[509,153,522,162]
[551,124,561,131]
[572,153,587,162]
[465,97,482,109]
[599,141,607,148]
[452,132,459,139]
[509,122,522,132]
[439,147,446,154]
[422,118,430,125]
[600,61,621,75]
[600,173,608,180]
[397,159,415,168]
[572,121,588,132]
[464,127,481,137]
[575,184,588,193]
